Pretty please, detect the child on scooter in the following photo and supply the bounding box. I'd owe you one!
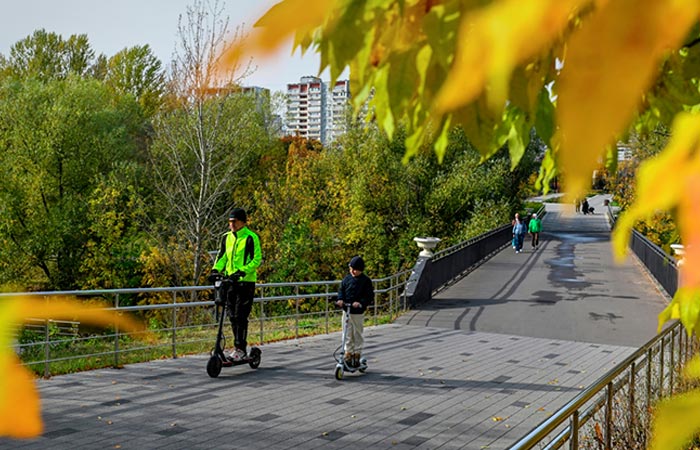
[335,256,373,368]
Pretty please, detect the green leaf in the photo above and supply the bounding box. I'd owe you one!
[452,96,502,159]
[535,147,557,195]
[534,87,555,147]
[371,65,395,139]
[434,116,452,163]
[498,105,531,170]
[650,389,700,450]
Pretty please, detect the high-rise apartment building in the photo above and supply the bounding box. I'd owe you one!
[285,76,350,145]
[326,80,350,144]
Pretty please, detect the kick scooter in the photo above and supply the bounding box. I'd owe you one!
[333,301,367,380]
[206,274,262,378]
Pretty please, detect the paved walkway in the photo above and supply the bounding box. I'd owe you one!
[2,195,670,450]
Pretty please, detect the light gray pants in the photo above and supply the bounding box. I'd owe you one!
[344,312,364,354]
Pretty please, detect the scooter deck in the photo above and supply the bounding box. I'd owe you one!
[222,355,256,367]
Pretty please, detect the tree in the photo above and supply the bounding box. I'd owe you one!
[148,0,270,286]
[104,45,166,117]
[0,29,94,81]
[0,77,144,290]
[227,1,700,448]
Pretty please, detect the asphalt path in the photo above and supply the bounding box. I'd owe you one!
[396,194,670,347]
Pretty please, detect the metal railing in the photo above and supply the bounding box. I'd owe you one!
[509,320,696,450]
[608,204,678,297]
[405,206,546,306]
[7,271,411,378]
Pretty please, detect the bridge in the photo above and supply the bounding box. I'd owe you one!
[1,195,673,450]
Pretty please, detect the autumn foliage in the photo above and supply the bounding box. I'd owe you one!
[223,1,700,448]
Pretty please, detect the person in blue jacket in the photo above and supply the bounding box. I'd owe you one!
[512,213,527,253]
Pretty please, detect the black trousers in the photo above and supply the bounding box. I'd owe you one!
[225,282,255,352]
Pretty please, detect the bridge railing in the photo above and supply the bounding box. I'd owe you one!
[509,319,694,450]
[6,271,411,378]
[404,206,546,307]
[608,203,678,297]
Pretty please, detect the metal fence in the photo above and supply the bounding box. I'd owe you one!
[6,271,410,378]
[509,320,695,450]
[607,204,678,297]
[405,206,546,307]
[629,230,678,298]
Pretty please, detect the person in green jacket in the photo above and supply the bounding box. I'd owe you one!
[528,213,542,249]
[211,208,262,361]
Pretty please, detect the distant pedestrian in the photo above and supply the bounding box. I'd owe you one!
[582,199,590,215]
[528,213,542,249]
[512,213,527,253]
[574,197,580,213]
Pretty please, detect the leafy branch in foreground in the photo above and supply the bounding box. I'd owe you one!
[0,297,147,438]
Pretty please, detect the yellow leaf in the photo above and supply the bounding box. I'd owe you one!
[435,0,587,113]
[0,296,146,439]
[678,175,700,288]
[649,390,700,450]
[557,0,700,200]
[611,112,700,272]
[658,287,700,335]
[218,0,336,71]
[0,355,41,438]
[683,355,700,380]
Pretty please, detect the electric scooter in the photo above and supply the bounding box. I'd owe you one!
[333,301,368,380]
[206,274,261,378]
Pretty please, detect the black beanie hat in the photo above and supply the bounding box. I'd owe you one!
[349,256,365,271]
[229,208,247,222]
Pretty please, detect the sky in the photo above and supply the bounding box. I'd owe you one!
[0,0,338,92]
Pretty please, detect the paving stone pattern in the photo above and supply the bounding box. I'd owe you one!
[2,326,633,450]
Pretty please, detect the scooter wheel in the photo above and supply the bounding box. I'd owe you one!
[248,348,262,369]
[334,366,344,380]
[207,355,222,378]
[359,368,366,373]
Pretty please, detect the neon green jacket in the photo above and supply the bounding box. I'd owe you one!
[528,217,542,233]
[212,226,262,282]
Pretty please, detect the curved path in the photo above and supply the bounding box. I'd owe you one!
[1,195,670,450]
[396,194,669,347]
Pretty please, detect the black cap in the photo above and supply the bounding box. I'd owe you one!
[229,208,247,222]
[349,256,365,271]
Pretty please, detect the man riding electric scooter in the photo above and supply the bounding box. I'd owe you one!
[210,208,262,364]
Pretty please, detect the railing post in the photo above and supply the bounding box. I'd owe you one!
[44,317,50,379]
[259,286,265,345]
[114,294,120,368]
[605,381,613,449]
[659,337,665,397]
[569,410,579,450]
[295,285,299,339]
[670,330,676,394]
[629,362,636,445]
[325,284,329,334]
[172,291,177,359]
[646,348,653,408]
[373,281,378,326]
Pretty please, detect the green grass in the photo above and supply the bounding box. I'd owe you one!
[19,311,397,377]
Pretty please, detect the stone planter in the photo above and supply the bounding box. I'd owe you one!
[414,237,441,258]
